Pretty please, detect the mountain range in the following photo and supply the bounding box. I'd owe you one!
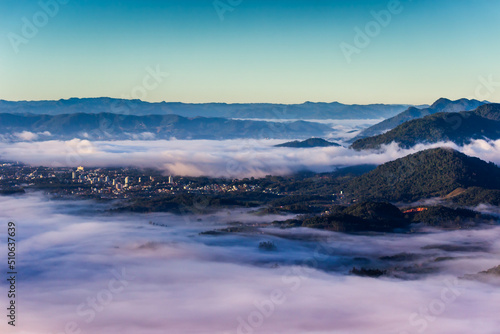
[353,98,486,139]
[1,97,497,145]
[351,103,500,150]
[0,113,334,141]
[0,98,420,120]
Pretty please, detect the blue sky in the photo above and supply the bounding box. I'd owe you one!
[1,0,499,104]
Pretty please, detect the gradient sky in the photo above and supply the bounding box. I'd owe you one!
[1,0,499,104]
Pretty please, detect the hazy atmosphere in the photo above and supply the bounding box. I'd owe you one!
[1,138,500,178]
[1,1,500,334]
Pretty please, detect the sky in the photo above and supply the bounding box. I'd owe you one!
[0,0,500,104]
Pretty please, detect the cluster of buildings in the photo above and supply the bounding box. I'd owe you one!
[182,183,260,193]
[69,166,176,197]
[0,162,270,200]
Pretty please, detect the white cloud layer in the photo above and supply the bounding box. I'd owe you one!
[11,131,52,141]
[0,194,499,334]
[1,138,500,178]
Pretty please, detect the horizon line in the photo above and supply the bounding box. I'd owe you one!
[1,96,489,106]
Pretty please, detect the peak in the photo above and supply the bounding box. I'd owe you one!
[395,147,465,162]
[429,97,485,111]
[430,98,452,108]
[456,98,479,103]
[412,147,458,156]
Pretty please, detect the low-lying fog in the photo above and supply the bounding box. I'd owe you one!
[1,193,499,334]
[1,138,500,178]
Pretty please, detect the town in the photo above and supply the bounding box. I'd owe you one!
[0,161,285,200]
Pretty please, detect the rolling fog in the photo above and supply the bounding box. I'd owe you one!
[0,193,499,334]
[1,138,500,178]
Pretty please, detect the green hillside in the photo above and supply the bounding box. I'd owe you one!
[344,148,500,202]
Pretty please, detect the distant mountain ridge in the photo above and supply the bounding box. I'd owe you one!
[0,98,420,120]
[354,98,486,139]
[351,103,500,150]
[0,113,333,141]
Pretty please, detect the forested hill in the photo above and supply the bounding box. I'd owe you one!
[275,138,340,148]
[344,147,500,202]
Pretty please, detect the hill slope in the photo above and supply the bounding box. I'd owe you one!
[351,104,500,150]
[344,148,500,202]
[301,202,408,232]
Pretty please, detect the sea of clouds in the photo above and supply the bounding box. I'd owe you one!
[1,138,500,178]
[0,193,499,334]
